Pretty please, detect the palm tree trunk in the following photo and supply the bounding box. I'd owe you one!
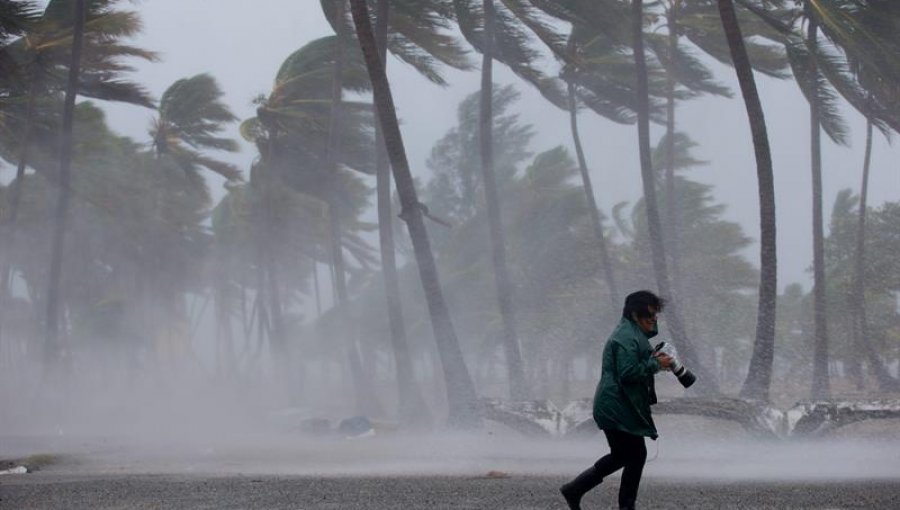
[45,0,87,369]
[327,0,380,416]
[327,1,350,306]
[853,118,899,392]
[664,2,682,288]
[717,0,777,401]
[806,14,830,399]
[349,0,479,427]
[566,37,618,307]
[480,0,527,401]
[373,0,431,425]
[633,0,717,392]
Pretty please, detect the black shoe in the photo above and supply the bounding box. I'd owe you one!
[559,484,581,510]
[560,466,603,510]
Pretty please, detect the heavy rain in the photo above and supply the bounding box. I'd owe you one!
[1,1,899,508]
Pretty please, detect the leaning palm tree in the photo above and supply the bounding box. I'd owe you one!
[734,0,891,398]
[714,0,778,401]
[242,35,384,414]
[44,0,86,367]
[851,114,900,392]
[556,14,670,311]
[373,0,468,423]
[349,0,480,427]
[631,0,719,392]
[140,73,240,371]
[451,0,570,401]
[801,1,900,392]
[1,0,156,325]
[650,0,730,288]
[322,0,472,422]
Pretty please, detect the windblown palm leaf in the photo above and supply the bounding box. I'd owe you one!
[735,0,896,141]
[454,0,567,107]
[0,0,37,78]
[5,1,156,107]
[679,0,790,79]
[151,74,240,182]
[321,0,473,85]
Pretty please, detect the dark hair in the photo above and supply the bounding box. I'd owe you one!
[622,290,665,320]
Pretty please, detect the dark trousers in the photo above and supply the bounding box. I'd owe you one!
[595,428,647,508]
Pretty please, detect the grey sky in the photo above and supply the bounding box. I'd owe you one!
[97,0,900,292]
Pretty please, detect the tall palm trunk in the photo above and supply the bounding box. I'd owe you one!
[373,0,430,425]
[632,0,716,392]
[327,1,350,306]
[806,13,830,399]
[327,0,379,416]
[44,0,86,369]
[566,36,618,308]
[664,2,681,286]
[853,118,899,392]
[717,0,777,401]
[263,214,287,369]
[480,0,527,400]
[349,0,479,427]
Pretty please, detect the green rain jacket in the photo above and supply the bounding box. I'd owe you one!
[592,317,661,439]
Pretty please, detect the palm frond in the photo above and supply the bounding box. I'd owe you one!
[77,77,154,108]
[646,32,731,98]
[785,35,849,146]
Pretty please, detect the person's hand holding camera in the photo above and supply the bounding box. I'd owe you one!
[653,352,674,371]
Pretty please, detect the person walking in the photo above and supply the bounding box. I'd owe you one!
[560,290,673,510]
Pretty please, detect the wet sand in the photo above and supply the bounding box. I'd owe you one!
[3,473,899,509]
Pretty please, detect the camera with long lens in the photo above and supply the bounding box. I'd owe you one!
[653,341,697,388]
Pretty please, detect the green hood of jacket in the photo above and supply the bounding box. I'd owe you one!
[592,317,661,439]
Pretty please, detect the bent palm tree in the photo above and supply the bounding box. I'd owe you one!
[44,0,86,367]
[1,0,156,321]
[349,0,480,427]
[632,0,717,392]
[717,0,777,401]
[453,0,568,401]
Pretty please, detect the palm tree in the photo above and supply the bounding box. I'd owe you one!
[1,0,155,315]
[242,34,382,413]
[324,0,477,419]
[321,2,385,417]
[733,0,899,398]
[557,16,668,311]
[370,0,434,425]
[651,1,729,289]
[143,73,240,370]
[452,0,570,401]
[150,75,240,180]
[716,0,777,401]
[349,0,480,427]
[563,33,620,307]
[632,0,717,392]
[44,0,86,367]
[851,116,900,392]
[476,0,527,400]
